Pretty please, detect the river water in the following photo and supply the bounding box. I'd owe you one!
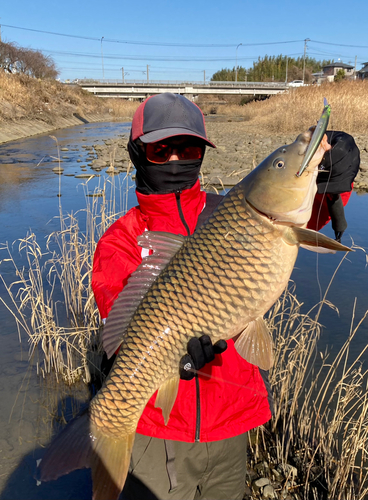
[0,122,367,499]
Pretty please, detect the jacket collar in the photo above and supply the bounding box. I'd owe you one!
[136,180,206,235]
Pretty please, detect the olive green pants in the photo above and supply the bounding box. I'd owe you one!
[120,433,248,500]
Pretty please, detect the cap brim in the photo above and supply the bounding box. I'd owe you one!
[139,128,216,148]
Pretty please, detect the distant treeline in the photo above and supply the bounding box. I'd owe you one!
[211,55,333,83]
[0,40,58,79]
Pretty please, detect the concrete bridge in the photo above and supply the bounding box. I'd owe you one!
[77,80,288,100]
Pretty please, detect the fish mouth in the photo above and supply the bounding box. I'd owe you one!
[246,172,317,226]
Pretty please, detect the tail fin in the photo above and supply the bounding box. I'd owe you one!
[91,428,135,500]
[38,409,136,500]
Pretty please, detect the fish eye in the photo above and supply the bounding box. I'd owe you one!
[273,158,285,169]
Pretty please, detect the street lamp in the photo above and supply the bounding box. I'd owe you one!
[101,36,105,80]
[235,43,242,82]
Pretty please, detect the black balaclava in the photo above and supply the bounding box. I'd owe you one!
[128,133,206,195]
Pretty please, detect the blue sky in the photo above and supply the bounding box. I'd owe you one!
[1,0,368,82]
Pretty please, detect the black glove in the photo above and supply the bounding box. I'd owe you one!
[179,335,227,381]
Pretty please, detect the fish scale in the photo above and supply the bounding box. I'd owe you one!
[90,182,297,437]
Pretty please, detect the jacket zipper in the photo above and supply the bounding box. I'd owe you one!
[175,191,201,440]
[195,375,201,441]
[175,191,191,236]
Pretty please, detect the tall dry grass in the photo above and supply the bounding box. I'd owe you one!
[0,72,139,124]
[106,98,140,119]
[1,183,367,497]
[201,80,368,135]
[248,251,368,499]
[0,168,134,385]
[0,119,367,496]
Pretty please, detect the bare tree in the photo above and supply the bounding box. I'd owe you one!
[0,41,19,73]
[0,40,59,79]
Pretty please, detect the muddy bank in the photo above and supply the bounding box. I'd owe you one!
[88,117,368,192]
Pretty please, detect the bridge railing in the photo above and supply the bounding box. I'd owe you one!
[72,79,288,88]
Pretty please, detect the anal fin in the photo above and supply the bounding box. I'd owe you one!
[155,376,180,425]
[234,317,274,370]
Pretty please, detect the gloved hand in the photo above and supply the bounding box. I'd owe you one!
[179,335,227,380]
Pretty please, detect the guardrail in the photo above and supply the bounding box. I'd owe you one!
[71,79,288,88]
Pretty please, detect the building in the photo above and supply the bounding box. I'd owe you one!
[321,62,355,82]
[357,62,368,80]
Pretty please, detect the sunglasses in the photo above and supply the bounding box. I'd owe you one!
[146,141,203,164]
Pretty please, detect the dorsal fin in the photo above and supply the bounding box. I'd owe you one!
[102,231,185,358]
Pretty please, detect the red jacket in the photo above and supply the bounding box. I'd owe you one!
[92,180,272,442]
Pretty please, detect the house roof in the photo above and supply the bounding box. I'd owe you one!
[322,62,354,70]
[358,66,368,74]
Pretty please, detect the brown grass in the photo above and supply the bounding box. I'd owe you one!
[1,72,367,135]
[200,80,368,135]
[0,72,139,124]
[0,151,134,384]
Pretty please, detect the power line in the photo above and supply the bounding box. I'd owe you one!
[310,39,368,49]
[2,23,304,48]
[40,48,259,62]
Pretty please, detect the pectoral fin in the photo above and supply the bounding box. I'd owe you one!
[155,375,180,425]
[234,317,274,370]
[284,226,351,253]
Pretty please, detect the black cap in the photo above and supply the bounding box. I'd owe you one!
[131,93,215,147]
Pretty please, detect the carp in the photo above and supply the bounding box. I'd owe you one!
[38,125,351,499]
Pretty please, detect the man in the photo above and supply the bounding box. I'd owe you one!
[92,93,272,500]
[307,130,360,241]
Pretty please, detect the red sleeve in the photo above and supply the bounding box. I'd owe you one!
[92,207,148,319]
[307,186,353,231]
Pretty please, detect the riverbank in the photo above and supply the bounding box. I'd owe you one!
[0,72,138,144]
[87,115,368,191]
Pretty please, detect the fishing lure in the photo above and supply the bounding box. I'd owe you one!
[296,98,331,177]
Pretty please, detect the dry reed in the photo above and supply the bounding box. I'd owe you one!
[0,126,367,497]
[1,189,367,497]
[200,80,368,135]
[0,72,139,124]
[247,245,368,499]
[0,168,134,385]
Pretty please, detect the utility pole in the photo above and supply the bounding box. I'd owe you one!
[122,67,124,83]
[354,55,357,79]
[203,70,206,84]
[302,38,310,83]
[285,55,288,83]
[101,37,105,80]
[147,65,150,83]
[235,43,242,82]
